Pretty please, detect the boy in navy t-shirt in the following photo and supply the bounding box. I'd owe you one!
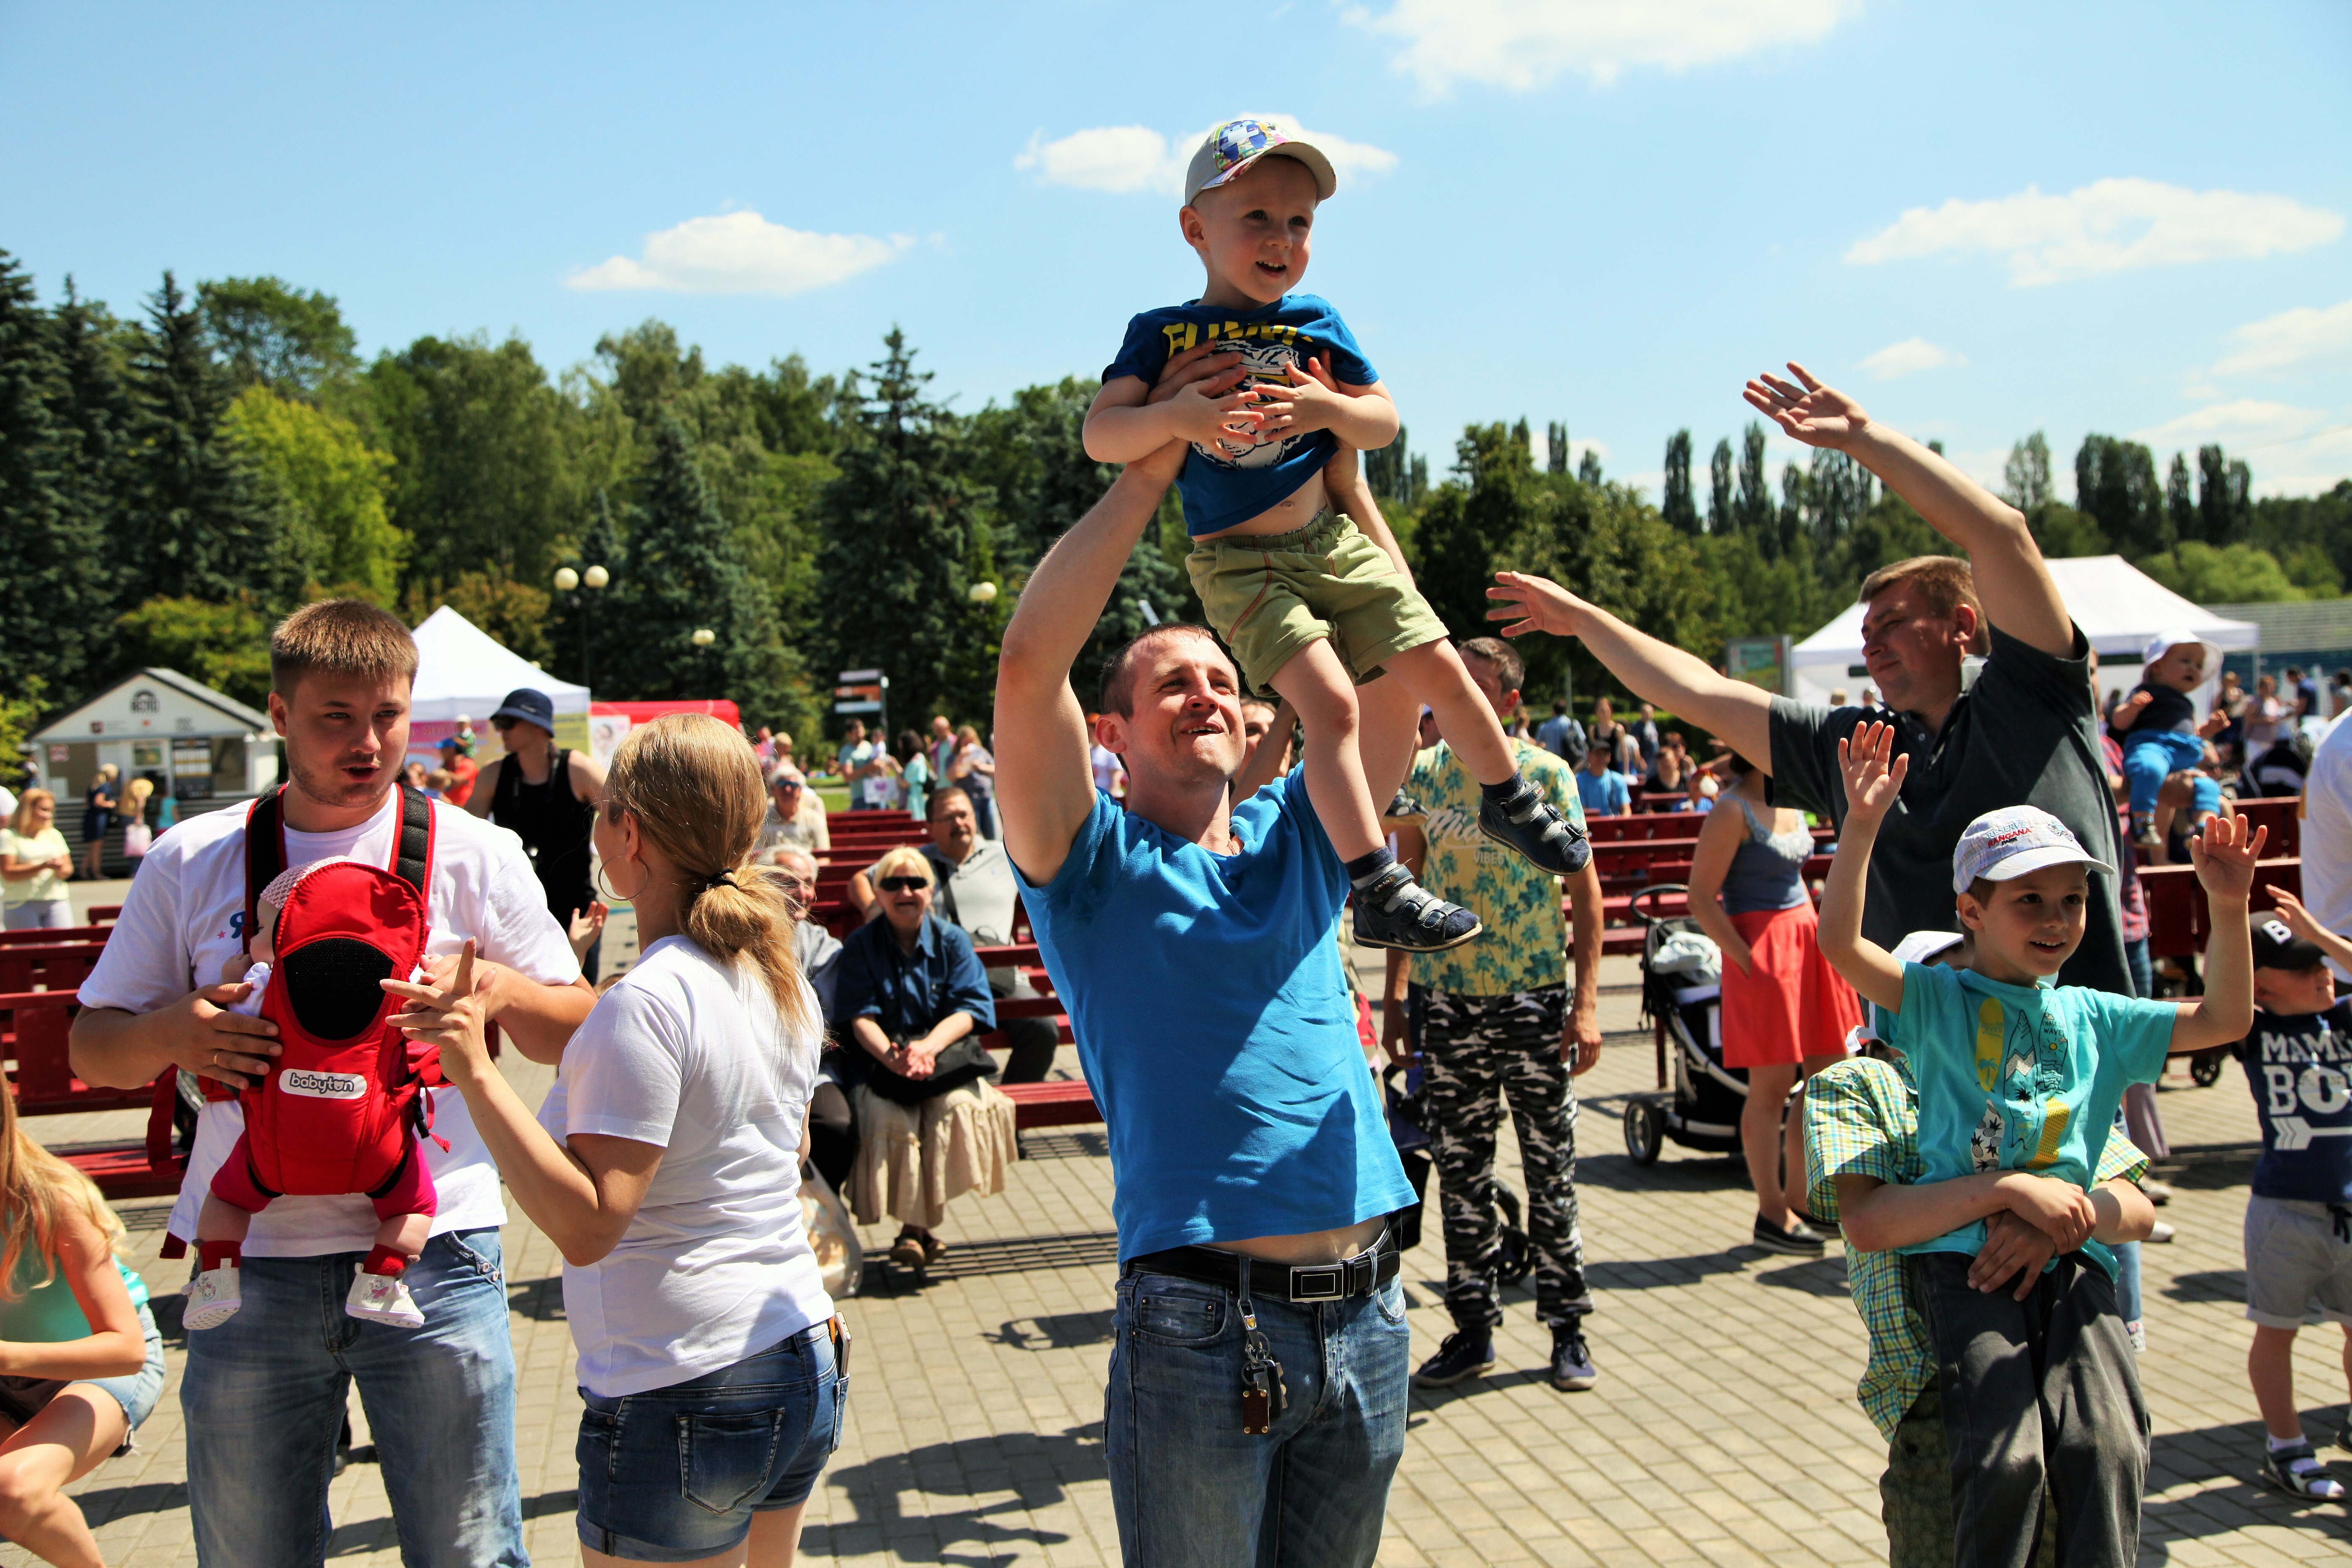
[1082,116,1589,955]
[2237,890,2352,1498]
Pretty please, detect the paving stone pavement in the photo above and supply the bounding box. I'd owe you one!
[13,954,2352,1565]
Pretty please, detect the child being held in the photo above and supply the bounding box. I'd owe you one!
[2233,887,2352,1499]
[1818,722,2262,1565]
[1082,116,1588,954]
[2110,630,2224,857]
[185,859,436,1332]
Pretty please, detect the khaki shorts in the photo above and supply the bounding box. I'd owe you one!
[2244,1194,2352,1328]
[1186,513,1449,695]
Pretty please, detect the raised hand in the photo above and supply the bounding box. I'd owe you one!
[1835,720,1911,826]
[2187,812,2267,903]
[2110,689,2154,732]
[1743,362,1870,451]
[383,940,492,1086]
[1485,571,1588,640]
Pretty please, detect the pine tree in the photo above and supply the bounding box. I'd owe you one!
[620,413,794,719]
[124,272,297,607]
[0,252,87,709]
[1660,430,1698,534]
[2073,434,2168,557]
[2198,444,2249,546]
[814,330,997,727]
[1707,438,1733,534]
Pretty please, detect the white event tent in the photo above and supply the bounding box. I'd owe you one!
[407,606,591,768]
[1789,555,2259,713]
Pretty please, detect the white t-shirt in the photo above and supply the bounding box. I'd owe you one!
[1089,744,1124,796]
[536,936,830,1397]
[78,790,581,1256]
[2306,712,2352,983]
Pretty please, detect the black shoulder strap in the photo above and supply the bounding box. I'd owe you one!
[394,784,434,894]
[242,788,286,958]
[925,846,960,929]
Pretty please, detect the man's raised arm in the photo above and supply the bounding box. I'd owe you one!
[1485,574,1775,770]
[995,445,1186,887]
[1746,363,2071,657]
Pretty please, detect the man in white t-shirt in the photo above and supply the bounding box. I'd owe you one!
[72,600,593,1568]
[2305,712,2352,983]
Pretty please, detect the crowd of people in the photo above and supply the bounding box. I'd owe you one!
[0,113,2344,1568]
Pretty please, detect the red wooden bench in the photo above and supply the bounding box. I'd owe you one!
[0,990,171,1199]
[0,926,112,948]
[87,906,121,925]
[0,943,105,995]
[2140,857,2302,962]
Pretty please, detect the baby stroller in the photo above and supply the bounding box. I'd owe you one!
[1622,885,1751,1165]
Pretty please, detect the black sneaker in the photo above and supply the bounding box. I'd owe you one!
[1354,864,1482,952]
[1413,1329,1495,1388]
[1550,1326,1599,1391]
[1752,1215,1826,1256]
[1478,777,1591,875]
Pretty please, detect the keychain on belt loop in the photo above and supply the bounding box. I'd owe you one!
[1236,1257,1286,1435]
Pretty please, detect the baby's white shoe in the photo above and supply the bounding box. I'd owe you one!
[183,1266,242,1331]
[346,1267,424,1328]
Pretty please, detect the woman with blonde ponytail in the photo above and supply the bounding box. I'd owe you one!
[397,715,841,1567]
[0,1081,166,1567]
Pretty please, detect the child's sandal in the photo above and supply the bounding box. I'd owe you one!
[2260,1441,2344,1499]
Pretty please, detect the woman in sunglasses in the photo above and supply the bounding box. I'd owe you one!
[832,845,1018,1273]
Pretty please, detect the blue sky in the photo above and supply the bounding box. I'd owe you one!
[6,1,2349,500]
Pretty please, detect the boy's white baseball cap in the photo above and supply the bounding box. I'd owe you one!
[1184,117,1338,206]
[1891,929,1966,965]
[1950,805,2112,895]
[2141,629,2220,668]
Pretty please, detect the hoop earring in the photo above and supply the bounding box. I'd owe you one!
[596,857,643,905]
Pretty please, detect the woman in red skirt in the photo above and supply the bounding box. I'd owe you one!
[1686,752,1861,1254]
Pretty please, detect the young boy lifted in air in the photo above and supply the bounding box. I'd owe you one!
[1082,116,1589,953]
[1819,722,2262,1565]
[2109,630,2226,858]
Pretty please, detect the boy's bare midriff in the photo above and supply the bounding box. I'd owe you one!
[1194,470,1333,542]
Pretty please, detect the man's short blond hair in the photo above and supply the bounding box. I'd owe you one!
[270,600,419,698]
[873,846,934,886]
[1857,557,1990,655]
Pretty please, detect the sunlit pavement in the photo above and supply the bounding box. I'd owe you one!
[16,934,2351,1565]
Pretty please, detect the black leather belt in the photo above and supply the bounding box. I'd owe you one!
[1124,1230,1400,1305]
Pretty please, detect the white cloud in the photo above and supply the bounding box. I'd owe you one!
[566,210,911,295]
[2131,398,2331,451]
[1845,179,2343,287]
[2214,297,2352,376]
[1345,0,1858,94]
[1859,337,1965,379]
[1014,117,1397,198]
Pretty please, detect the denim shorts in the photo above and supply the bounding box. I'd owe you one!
[576,1322,845,1563]
[0,1303,167,1457]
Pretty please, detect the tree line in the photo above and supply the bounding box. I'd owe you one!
[3,245,2345,753]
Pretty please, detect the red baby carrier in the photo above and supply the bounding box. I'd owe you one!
[149,787,444,1228]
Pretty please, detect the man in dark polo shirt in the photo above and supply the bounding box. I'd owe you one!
[1484,363,2128,993]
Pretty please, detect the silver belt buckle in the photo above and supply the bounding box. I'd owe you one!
[1289,1265,1345,1301]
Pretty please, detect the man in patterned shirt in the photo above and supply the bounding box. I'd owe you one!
[1384,637,1607,1392]
[1806,929,2157,1567]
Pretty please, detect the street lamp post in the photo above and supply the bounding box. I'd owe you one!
[554,563,613,689]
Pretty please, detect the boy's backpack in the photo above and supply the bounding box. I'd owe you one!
[241,787,442,1197]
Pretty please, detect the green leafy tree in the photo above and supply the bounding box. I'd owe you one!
[1577,448,1603,487]
[2165,452,2195,545]
[2001,433,2053,509]
[615,414,798,720]
[1411,423,1530,641]
[0,251,101,714]
[1546,421,1568,476]
[1707,437,1733,534]
[0,675,46,779]
[2198,444,2249,546]
[814,331,997,728]
[398,572,554,668]
[222,385,405,601]
[114,593,275,707]
[2024,500,2108,559]
[2138,541,2311,604]
[2073,434,2168,557]
[198,277,358,403]
[1660,430,1698,534]
[1735,421,1773,543]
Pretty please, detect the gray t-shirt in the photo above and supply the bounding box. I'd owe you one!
[869,839,1023,979]
[1767,623,2129,995]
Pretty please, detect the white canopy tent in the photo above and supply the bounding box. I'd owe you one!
[407,606,590,768]
[1788,555,2259,714]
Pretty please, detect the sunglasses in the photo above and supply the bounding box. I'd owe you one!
[879,876,930,893]
[491,716,520,731]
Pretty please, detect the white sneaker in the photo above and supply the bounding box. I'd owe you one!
[183,1266,242,1330]
[2148,1220,2176,1244]
[346,1269,424,1328]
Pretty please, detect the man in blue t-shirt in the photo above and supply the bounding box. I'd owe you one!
[1000,366,1418,1568]
[1574,743,1630,818]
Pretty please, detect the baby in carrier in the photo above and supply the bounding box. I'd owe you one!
[183,856,441,1331]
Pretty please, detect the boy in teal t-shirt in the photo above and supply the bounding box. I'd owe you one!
[1818,721,2264,1568]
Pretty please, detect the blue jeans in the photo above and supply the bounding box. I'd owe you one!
[1106,1269,1410,1567]
[181,1228,523,1568]
[3,900,73,930]
[2122,731,2211,817]
[576,1324,843,1563]
[2122,936,2152,1002]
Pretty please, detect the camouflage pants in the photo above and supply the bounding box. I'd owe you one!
[1883,1384,2059,1568]
[1416,985,1591,1332]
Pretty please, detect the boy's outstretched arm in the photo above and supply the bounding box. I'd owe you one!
[2170,814,2265,1051]
[1816,720,1908,1012]
[1746,363,2072,658]
[2271,886,2352,973]
[1082,344,1261,464]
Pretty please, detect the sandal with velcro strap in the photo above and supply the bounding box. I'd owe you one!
[2259,1441,2344,1500]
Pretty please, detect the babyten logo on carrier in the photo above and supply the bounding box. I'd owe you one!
[280,1068,367,1101]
